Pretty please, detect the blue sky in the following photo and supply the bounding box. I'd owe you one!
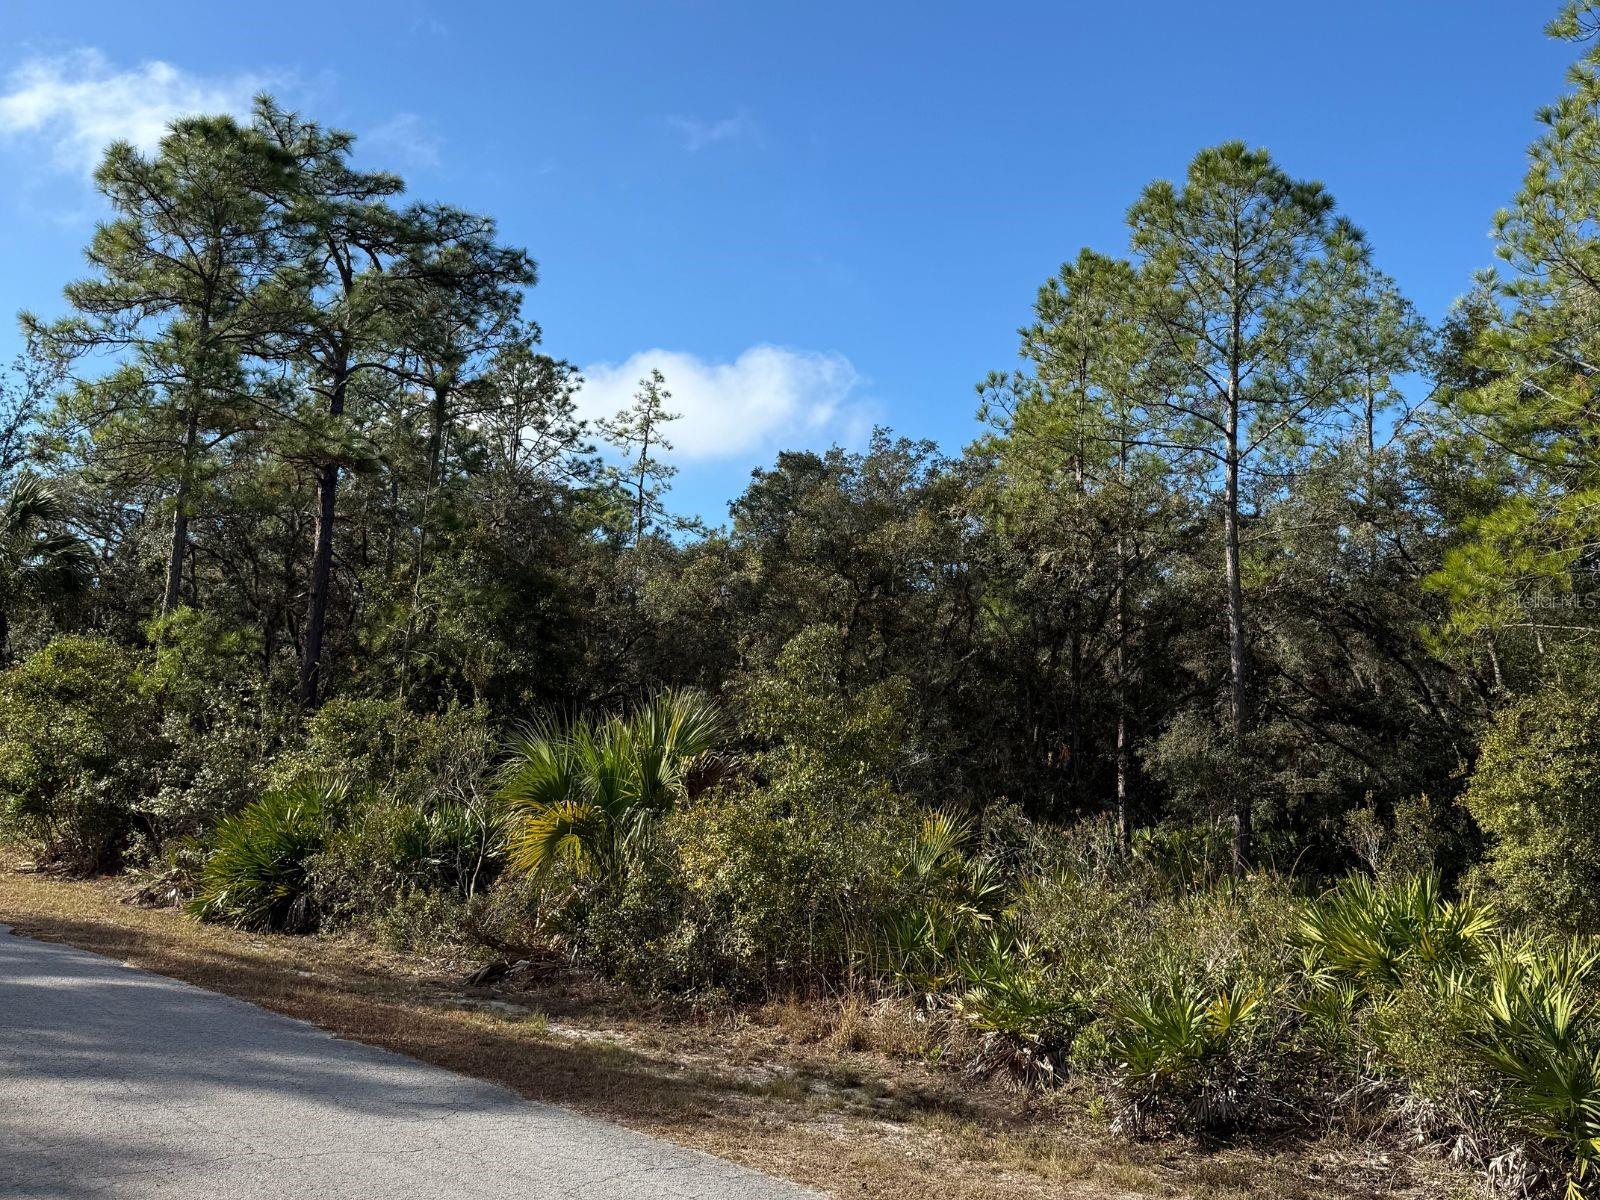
[0,1,1575,521]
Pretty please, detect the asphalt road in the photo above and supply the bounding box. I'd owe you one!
[0,926,819,1199]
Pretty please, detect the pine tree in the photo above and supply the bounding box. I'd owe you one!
[1428,7,1600,675]
[599,369,681,548]
[24,114,294,615]
[1127,143,1404,867]
[978,249,1168,847]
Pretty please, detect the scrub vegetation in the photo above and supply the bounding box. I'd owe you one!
[9,5,1600,1197]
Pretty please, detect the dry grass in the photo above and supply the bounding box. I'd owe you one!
[0,862,1479,1200]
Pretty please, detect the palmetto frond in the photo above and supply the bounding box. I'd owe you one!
[1297,873,1493,988]
[506,797,606,877]
[499,690,726,878]
[1,477,94,615]
[1,475,66,534]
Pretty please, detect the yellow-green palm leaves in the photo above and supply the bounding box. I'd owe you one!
[500,690,726,878]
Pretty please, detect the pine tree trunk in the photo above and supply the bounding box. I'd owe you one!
[1365,380,1378,573]
[299,374,348,708]
[162,406,200,615]
[1224,393,1251,870]
[1115,534,1131,854]
[399,375,451,700]
[1114,431,1132,854]
[299,460,339,706]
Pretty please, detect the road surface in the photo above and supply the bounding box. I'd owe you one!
[0,925,819,1199]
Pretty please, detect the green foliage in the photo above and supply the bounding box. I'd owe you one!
[1422,9,1600,671]
[1464,683,1600,932]
[273,697,493,807]
[305,799,475,929]
[741,625,916,791]
[1297,874,1494,988]
[189,776,343,931]
[373,887,471,954]
[501,689,725,878]
[949,849,1306,1120]
[559,657,921,996]
[1130,821,1233,892]
[1111,973,1269,1133]
[628,779,913,997]
[14,35,1600,1200]
[139,608,275,847]
[0,476,93,661]
[644,633,920,993]
[877,813,1008,995]
[956,936,1087,1084]
[1464,939,1600,1199]
[0,635,155,872]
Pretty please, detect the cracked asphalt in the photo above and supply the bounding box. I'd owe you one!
[0,926,820,1199]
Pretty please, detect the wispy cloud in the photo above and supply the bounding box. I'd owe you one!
[408,5,449,38]
[578,345,874,462]
[0,49,273,175]
[664,112,757,152]
[363,111,443,170]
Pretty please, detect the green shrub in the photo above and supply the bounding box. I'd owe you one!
[1455,937,1600,1199]
[1464,685,1600,933]
[123,835,208,909]
[459,871,553,957]
[1360,969,1482,1106]
[1131,822,1232,892]
[1297,873,1494,989]
[0,635,157,872]
[955,936,1087,1084]
[1110,972,1272,1133]
[141,607,263,720]
[524,658,924,997]
[138,608,275,847]
[702,783,912,990]
[391,799,504,897]
[305,802,417,927]
[189,776,340,931]
[274,696,493,808]
[309,793,506,929]
[501,689,724,879]
[254,697,503,930]
[565,777,913,997]
[374,887,470,954]
[939,836,1305,1109]
[140,719,270,850]
[594,626,926,995]
[560,850,691,990]
[876,812,1008,995]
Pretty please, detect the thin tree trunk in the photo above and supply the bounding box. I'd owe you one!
[1365,378,1378,573]
[299,375,347,707]
[299,459,340,706]
[634,419,652,549]
[399,374,451,700]
[162,406,201,615]
[1225,374,1251,870]
[1486,638,1506,694]
[1113,428,1132,854]
[1115,632,1130,852]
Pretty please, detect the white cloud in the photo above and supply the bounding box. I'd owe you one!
[578,345,874,462]
[363,112,442,169]
[409,7,450,38]
[0,49,270,175]
[665,112,756,151]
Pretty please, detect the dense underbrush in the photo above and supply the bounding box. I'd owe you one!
[5,627,1600,1197]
